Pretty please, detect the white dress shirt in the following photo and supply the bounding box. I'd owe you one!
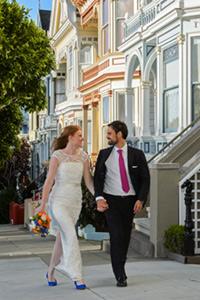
[96,144,136,200]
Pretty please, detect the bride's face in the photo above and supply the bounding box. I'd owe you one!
[71,130,84,147]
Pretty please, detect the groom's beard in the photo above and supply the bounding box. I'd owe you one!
[108,137,119,146]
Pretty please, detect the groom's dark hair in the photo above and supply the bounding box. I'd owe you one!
[108,120,128,140]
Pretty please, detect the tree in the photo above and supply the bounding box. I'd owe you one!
[0,0,55,166]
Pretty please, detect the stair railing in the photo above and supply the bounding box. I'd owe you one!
[148,116,200,164]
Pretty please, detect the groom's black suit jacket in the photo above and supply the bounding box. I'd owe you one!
[94,145,150,205]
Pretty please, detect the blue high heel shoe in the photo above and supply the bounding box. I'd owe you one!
[74,281,86,290]
[46,273,57,286]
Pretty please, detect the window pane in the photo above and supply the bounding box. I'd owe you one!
[70,52,73,67]
[164,59,179,88]
[164,88,179,132]
[56,78,66,104]
[103,0,108,25]
[103,96,109,123]
[193,84,200,120]
[117,19,125,47]
[103,26,109,55]
[117,93,125,121]
[69,68,73,91]
[80,45,91,63]
[192,38,200,82]
[163,45,178,63]
[116,0,134,18]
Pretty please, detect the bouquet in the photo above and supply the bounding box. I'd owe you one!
[29,212,51,237]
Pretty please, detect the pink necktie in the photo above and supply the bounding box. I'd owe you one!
[117,149,130,193]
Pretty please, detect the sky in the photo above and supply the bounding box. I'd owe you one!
[17,0,52,23]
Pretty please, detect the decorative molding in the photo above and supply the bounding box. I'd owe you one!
[82,104,89,110]
[67,113,74,118]
[85,93,92,101]
[83,59,110,81]
[141,81,152,89]
[91,102,98,108]
[112,57,125,65]
[155,46,161,56]
[73,0,99,26]
[125,88,134,95]
[51,19,74,47]
[79,73,124,92]
[176,34,185,45]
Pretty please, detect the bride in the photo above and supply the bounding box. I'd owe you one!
[35,125,94,290]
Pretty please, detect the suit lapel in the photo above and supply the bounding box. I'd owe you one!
[127,146,135,174]
[102,146,113,163]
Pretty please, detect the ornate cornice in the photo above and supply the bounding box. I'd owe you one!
[51,19,74,47]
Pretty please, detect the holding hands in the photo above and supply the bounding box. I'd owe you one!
[97,199,109,212]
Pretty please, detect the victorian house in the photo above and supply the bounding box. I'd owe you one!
[118,0,200,257]
[73,0,142,164]
[48,0,98,154]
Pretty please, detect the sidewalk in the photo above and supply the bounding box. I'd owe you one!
[0,224,200,300]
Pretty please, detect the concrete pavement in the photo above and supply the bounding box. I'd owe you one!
[0,224,200,300]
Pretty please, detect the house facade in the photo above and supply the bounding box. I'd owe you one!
[119,0,200,158]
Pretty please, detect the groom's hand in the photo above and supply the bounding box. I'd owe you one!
[97,199,109,212]
[134,200,143,214]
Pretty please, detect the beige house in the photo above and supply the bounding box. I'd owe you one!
[73,0,142,164]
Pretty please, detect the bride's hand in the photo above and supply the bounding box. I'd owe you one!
[35,205,45,215]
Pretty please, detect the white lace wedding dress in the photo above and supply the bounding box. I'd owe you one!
[49,149,88,281]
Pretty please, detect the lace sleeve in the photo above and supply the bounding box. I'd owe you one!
[82,151,89,163]
[51,150,62,163]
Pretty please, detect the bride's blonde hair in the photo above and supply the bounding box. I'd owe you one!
[51,125,82,153]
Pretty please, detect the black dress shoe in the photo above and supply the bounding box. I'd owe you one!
[116,275,127,287]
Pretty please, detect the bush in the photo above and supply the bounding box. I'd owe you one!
[79,179,107,232]
[0,185,16,224]
[164,225,186,255]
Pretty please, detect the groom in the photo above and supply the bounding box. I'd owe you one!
[94,120,150,287]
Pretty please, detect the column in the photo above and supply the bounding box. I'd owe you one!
[91,102,99,164]
[125,88,134,139]
[141,81,152,136]
[150,163,179,257]
[176,34,185,131]
[155,46,161,136]
[82,103,88,152]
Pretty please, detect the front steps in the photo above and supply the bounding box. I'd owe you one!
[134,218,150,236]
[129,229,154,258]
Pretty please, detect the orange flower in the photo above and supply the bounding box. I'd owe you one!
[38,213,42,217]
[38,220,42,226]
